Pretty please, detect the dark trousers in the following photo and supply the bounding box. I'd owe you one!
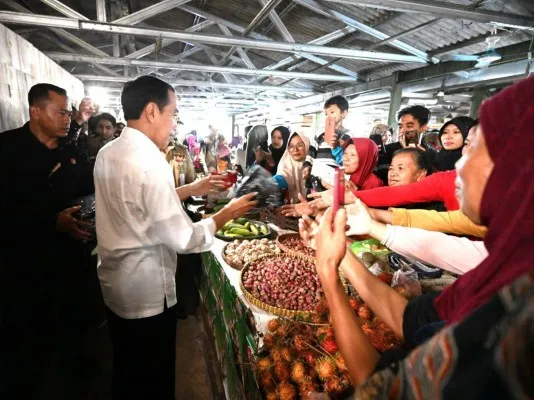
[106,304,177,400]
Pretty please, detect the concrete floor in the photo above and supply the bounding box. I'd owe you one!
[42,313,217,400]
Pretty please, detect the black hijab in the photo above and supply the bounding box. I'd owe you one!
[269,126,291,166]
[435,116,476,171]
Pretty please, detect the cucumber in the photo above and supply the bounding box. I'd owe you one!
[244,222,251,230]
[217,198,230,205]
[226,223,246,230]
[223,219,235,229]
[249,224,259,236]
[260,225,269,235]
[213,205,224,212]
[216,229,224,235]
[227,228,253,236]
[236,218,249,225]
[223,233,241,238]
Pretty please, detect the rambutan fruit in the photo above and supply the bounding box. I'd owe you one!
[292,334,309,353]
[369,331,391,353]
[263,333,275,349]
[314,298,329,314]
[301,350,317,365]
[298,378,319,399]
[357,305,373,320]
[324,376,344,396]
[274,362,290,382]
[265,391,279,400]
[277,323,291,338]
[310,313,325,324]
[314,357,337,381]
[290,360,307,384]
[280,346,294,363]
[278,382,297,400]
[377,273,393,286]
[320,337,338,354]
[348,297,361,311]
[334,352,347,371]
[268,318,282,333]
[315,326,334,341]
[259,371,277,391]
[271,346,284,363]
[256,357,272,373]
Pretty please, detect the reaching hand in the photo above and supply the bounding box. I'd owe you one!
[56,206,92,241]
[315,207,347,280]
[76,98,97,124]
[327,137,337,149]
[223,192,258,219]
[345,199,373,236]
[254,147,264,163]
[308,189,333,209]
[298,214,319,250]
[281,193,315,217]
[192,174,227,196]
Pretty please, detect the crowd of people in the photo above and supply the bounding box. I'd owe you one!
[0,72,532,400]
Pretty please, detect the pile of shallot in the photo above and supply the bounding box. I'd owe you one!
[281,236,316,258]
[242,256,322,311]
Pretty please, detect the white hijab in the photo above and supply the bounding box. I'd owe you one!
[276,133,310,204]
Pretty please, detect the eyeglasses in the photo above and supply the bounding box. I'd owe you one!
[288,142,306,151]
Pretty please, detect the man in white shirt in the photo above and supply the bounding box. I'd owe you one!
[94,76,256,400]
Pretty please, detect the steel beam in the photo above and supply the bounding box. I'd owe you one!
[126,20,214,59]
[217,24,256,69]
[179,4,374,76]
[47,52,357,81]
[0,0,119,76]
[366,18,439,50]
[0,11,427,63]
[294,0,433,62]
[113,0,191,26]
[136,47,202,77]
[259,0,294,42]
[96,0,106,22]
[322,0,534,28]
[74,74,316,93]
[40,0,88,20]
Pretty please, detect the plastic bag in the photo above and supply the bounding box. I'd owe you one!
[234,165,282,208]
[392,266,422,299]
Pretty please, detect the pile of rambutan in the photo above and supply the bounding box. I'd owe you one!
[256,318,352,399]
[255,296,403,398]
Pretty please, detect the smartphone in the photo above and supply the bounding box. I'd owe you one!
[325,117,336,143]
[332,167,345,225]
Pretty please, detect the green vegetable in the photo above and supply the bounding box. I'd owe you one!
[216,229,224,235]
[226,223,246,230]
[223,233,241,238]
[223,219,234,229]
[244,222,251,229]
[236,218,249,225]
[217,199,230,205]
[249,224,259,236]
[213,205,224,212]
[227,228,253,236]
[260,225,269,235]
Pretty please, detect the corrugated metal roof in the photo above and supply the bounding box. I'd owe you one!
[1,0,532,112]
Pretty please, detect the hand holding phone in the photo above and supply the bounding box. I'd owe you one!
[325,117,336,144]
[332,167,345,226]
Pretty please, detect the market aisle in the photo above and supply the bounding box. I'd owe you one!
[175,316,215,400]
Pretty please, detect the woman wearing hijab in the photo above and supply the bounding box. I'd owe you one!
[217,134,232,172]
[434,116,476,171]
[342,138,384,190]
[299,75,534,390]
[255,126,290,175]
[273,133,310,204]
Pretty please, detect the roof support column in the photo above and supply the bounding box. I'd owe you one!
[387,74,402,131]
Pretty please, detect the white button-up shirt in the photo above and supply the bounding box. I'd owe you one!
[94,127,216,319]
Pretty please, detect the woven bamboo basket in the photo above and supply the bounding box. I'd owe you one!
[276,233,316,263]
[240,253,347,318]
